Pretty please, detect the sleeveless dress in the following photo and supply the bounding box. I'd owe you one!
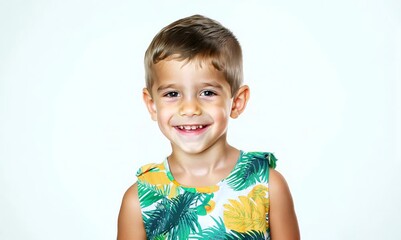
[136,151,277,240]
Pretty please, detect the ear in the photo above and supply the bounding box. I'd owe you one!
[230,85,250,119]
[142,88,157,121]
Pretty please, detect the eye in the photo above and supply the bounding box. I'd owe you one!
[200,90,217,97]
[163,91,180,98]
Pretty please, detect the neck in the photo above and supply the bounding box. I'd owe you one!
[168,139,239,177]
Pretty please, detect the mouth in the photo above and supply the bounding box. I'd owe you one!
[174,124,209,133]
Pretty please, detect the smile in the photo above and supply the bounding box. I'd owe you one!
[175,125,207,130]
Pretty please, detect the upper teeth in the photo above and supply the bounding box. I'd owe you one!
[178,125,204,130]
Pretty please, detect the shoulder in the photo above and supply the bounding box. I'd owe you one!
[268,169,300,240]
[269,169,293,211]
[117,183,147,240]
[269,169,287,190]
[120,183,140,206]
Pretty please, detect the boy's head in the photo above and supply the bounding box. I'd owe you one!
[144,14,243,97]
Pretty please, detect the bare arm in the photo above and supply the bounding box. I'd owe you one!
[117,183,147,240]
[269,169,300,240]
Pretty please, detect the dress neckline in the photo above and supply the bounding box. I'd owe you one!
[163,150,244,193]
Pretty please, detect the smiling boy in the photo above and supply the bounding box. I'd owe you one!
[117,15,300,239]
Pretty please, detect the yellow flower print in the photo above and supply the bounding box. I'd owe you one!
[137,163,158,175]
[194,185,219,193]
[223,185,269,233]
[137,163,179,199]
[247,185,269,214]
[138,171,170,185]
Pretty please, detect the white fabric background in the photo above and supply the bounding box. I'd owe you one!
[0,1,400,239]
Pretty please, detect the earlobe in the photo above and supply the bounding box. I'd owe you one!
[142,88,157,121]
[230,85,250,119]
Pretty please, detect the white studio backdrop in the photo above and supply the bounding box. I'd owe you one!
[0,0,400,239]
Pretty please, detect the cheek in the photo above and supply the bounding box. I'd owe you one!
[210,101,232,121]
[156,109,172,137]
[155,106,174,124]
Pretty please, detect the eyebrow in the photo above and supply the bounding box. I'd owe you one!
[156,84,177,93]
[199,82,224,89]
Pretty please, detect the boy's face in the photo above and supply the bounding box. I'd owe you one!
[143,59,243,154]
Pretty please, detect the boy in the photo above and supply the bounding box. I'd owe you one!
[118,14,299,239]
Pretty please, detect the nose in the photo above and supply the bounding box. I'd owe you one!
[179,97,201,116]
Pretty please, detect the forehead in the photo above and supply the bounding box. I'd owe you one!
[152,58,227,86]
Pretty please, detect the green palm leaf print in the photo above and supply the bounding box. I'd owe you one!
[143,198,170,239]
[144,191,202,239]
[191,217,267,240]
[138,180,169,208]
[168,192,203,239]
[190,217,228,239]
[225,152,275,191]
[228,230,267,240]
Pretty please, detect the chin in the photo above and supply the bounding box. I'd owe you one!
[173,143,211,154]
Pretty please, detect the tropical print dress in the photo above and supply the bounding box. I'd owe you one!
[136,151,277,240]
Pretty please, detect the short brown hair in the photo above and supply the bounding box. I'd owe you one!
[144,14,243,96]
